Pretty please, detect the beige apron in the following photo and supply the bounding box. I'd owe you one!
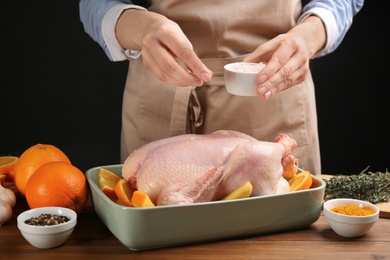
[121,0,321,175]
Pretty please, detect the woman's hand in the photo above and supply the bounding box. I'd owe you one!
[116,9,212,87]
[243,16,326,100]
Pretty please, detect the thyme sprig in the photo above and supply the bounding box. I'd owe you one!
[324,168,390,204]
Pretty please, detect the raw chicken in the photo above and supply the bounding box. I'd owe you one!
[122,130,298,206]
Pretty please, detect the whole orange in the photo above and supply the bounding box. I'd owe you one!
[25,161,88,213]
[13,144,70,196]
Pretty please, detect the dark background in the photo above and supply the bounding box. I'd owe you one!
[2,1,388,174]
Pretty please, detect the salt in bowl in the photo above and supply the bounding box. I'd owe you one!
[224,62,266,96]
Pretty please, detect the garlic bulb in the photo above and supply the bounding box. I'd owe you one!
[0,199,12,226]
[0,184,16,208]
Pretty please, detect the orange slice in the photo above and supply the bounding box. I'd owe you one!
[131,190,155,208]
[0,156,18,182]
[288,171,313,191]
[97,168,122,202]
[114,179,134,207]
[116,199,124,206]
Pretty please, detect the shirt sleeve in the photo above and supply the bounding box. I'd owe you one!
[80,0,365,61]
[79,0,145,61]
[298,0,364,58]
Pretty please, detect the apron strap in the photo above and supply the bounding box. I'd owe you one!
[168,55,248,136]
[169,86,203,136]
[190,87,203,128]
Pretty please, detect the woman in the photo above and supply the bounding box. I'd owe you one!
[79,0,364,175]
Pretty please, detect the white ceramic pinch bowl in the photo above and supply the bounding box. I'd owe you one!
[224,62,266,96]
[17,206,77,249]
[323,198,379,238]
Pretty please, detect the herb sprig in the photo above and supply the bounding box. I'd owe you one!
[324,168,390,204]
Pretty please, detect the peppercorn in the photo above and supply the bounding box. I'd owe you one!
[24,214,70,226]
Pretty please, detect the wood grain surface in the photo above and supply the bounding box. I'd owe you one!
[1,190,389,258]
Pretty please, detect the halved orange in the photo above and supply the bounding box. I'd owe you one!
[114,179,134,207]
[97,168,121,202]
[288,171,313,191]
[0,156,19,182]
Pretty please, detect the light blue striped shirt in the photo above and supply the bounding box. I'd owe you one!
[79,0,364,61]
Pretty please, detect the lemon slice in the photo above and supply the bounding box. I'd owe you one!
[222,181,253,200]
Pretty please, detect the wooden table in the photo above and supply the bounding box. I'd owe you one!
[1,191,389,259]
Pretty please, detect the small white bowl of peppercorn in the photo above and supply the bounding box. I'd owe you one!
[17,206,77,248]
[323,198,379,238]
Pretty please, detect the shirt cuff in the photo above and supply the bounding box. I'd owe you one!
[297,7,338,58]
[102,4,146,61]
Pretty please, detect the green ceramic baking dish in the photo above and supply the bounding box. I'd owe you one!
[86,164,325,251]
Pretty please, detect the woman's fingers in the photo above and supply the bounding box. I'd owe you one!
[244,33,311,100]
[257,63,307,99]
[141,21,212,87]
[142,44,204,86]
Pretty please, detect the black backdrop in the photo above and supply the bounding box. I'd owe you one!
[2,1,388,174]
